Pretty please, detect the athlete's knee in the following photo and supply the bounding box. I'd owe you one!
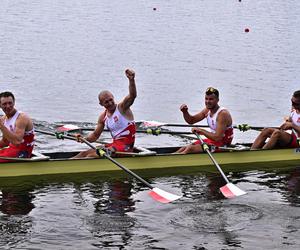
[185,144,202,154]
[261,128,274,137]
[270,130,282,139]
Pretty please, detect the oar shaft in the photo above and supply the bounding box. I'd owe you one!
[35,129,78,141]
[202,146,230,184]
[163,123,205,128]
[80,138,154,189]
[139,120,274,131]
[35,128,181,203]
[62,127,195,135]
[36,128,154,188]
[195,133,230,184]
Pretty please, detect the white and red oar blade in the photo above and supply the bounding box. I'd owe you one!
[57,124,80,132]
[141,120,166,128]
[220,183,247,199]
[148,187,182,203]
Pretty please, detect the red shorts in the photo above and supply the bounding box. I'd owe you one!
[193,138,231,152]
[289,133,300,148]
[193,138,227,147]
[105,137,134,152]
[0,145,33,163]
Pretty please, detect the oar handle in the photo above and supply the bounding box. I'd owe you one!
[195,133,230,184]
[80,137,154,189]
[35,129,78,141]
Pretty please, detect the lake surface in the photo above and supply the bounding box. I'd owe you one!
[1,0,300,249]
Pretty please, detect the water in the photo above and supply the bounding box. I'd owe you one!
[1,0,300,249]
[1,170,300,249]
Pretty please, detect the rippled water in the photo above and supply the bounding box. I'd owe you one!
[1,0,300,249]
[1,170,300,249]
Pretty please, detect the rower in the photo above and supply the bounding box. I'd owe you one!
[175,87,233,154]
[72,69,137,158]
[0,91,35,162]
[251,90,300,150]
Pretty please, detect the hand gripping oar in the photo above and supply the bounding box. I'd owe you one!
[194,133,246,198]
[36,129,181,203]
[78,137,181,203]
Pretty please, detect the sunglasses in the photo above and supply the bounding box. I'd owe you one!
[205,87,219,97]
[291,99,300,107]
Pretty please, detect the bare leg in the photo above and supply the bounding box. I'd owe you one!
[179,144,203,154]
[175,146,188,153]
[251,128,276,150]
[72,148,98,159]
[263,130,292,149]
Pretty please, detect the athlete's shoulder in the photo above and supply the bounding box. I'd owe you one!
[98,110,107,124]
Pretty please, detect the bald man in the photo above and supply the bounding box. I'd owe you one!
[73,69,137,158]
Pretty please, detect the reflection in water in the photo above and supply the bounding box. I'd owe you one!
[171,173,256,248]
[1,168,300,249]
[83,180,137,249]
[94,180,135,215]
[286,167,300,206]
[0,190,35,216]
[0,186,34,248]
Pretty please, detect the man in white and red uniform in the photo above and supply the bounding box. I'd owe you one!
[251,90,300,150]
[73,69,136,158]
[0,91,35,162]
[176,87,233,154]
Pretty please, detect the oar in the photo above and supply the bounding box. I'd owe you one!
[35,129,78,141]
[194,133,246,198]
[76,137,182,203]
[139,120,273,131]
[56,121,274,132]
[36,129,182,203]
[56,124,195,135]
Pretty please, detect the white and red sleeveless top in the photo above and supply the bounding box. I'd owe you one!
[290,109,300,137]
[4,110,35,148]
[104,107,136,141]
[206,107,233,145]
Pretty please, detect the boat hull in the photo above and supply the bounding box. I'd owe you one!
[1,147,300,178]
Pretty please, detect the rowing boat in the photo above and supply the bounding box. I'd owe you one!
[1,145,300,178]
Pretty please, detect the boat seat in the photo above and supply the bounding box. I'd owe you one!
[30,151,50,161]
[133,146,157,155]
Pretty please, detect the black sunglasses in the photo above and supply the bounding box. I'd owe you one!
[291,99,300,107]
[205,87,219,97]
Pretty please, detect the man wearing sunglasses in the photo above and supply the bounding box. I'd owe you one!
[176,87,233,154]
[0,91,35,162]
[251,90,300,150]
[73,69,136,158]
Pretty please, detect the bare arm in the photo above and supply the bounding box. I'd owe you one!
[0,114,27,145]
[0,116,9,147]
[192,110,231,142]
[85,112,105,142]
[180,104,208,124]
[280,120,300,135]
[0,114,29,145]
[119,69,137,113]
